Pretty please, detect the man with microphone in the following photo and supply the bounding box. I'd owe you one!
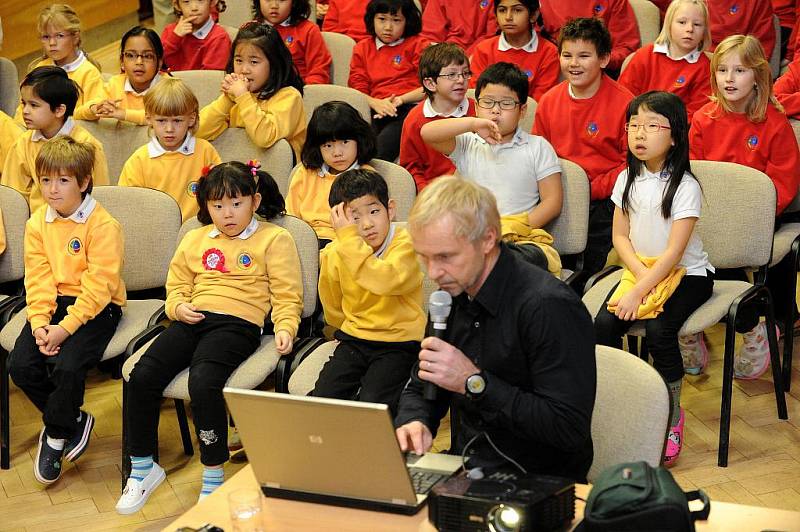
[395,177,597,482]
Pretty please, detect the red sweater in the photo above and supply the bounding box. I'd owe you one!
[399,98,477,190]
[349,36,428,100]
[773,0,796,27]
[539,0,640,71]
[322,0,369,42]
[617,43,712,122]
[651,0,670,16]
[420,0,498,54]
[469,34,560,102]
[276,20,332,84]
[708,0,775,60]
[690,102,800,214]
[775,55,800,117]
[161,22,231,71]
[533,76,632,200]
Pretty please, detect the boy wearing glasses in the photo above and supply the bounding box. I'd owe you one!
[533,17,632,279]
[400,43,476,191]
[421,62,563,273]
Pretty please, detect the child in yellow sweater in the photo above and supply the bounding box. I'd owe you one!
[2,67,109,212]
[0,110,24,177]
[197,22,307,160]
[8,136,126,486]
[286,101,376,246]
[118,161,303,514]
[84,26,169,125]
[314,169,425,414]
[119,77,221,222]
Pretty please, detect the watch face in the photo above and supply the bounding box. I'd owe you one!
[467,374,485,395]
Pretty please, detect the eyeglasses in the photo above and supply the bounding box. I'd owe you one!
[39,32,74,43]
[435,70,472,82]
[624,122,672,133]
[477,97,520,110]
[123,51,158,62]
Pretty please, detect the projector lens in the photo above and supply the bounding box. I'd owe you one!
[487,504,521,532]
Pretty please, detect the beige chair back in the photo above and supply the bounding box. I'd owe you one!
[620,52,635,74]
[628,0,660,46]
[0,57,19,117]
[92,186,182,291]
[220,24,239,42]
[76,119,150,185]
[589,345,670,481]
[545,159,590,256]
[219,0,254,29]
[0,185,29,283]
[172,70,227,109]
[210,128,295,188]
[466,88,537,132]
[321,31,356,86]
[303,84,371,124]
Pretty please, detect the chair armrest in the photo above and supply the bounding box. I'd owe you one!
[275,336,328,393]
[583,265,622,295]
[124,323,166,361]
[147,304,167,327]
[0,296,27,325]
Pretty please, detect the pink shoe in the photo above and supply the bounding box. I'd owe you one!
[734,322,774,380]
[664,408,684,467]
[679,333,708,375]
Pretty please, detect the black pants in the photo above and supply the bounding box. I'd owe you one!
[373,103,415,161]
[8,297,121,439]
[594,272,714,383]
[507,242,549,271]
[311,331,418,415]
[126,312,261,466]
[563,198,614,280]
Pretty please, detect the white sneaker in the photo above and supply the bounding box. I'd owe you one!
[115,462,166,515]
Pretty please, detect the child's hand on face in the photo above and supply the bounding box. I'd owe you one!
[369,96,398,119]
[330,202,355,231]
[222,73,250,99]
[473,118,502,144]
[174,16,195,37]
[275,330,294,355]
[176,302,206,324]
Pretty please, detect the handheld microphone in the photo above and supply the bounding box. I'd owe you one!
[424,290,452,401]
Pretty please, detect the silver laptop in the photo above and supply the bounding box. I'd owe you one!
[223,388,463,514]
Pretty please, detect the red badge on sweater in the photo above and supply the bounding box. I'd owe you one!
[202,248,229,272]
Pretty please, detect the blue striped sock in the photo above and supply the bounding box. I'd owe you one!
[201,467,224,496]
[130,455,153,482]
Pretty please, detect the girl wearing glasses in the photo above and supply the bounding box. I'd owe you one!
[15,4,104,123]
[595,91,714,466]
[469,0,558,102]
[84,27,168,125]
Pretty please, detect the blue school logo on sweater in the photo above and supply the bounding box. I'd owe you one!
[480,0,489,9]
[674,75,686,87]
[392,55,403,66]
[237,252,253,270]
[186,181,198,197]
[67,237,82,255]
[285,35,294,48]
[524,69,533,79]
[593,4,605,15]
[746,134,759,151]
[586,121,599,138]
[729,4,739,14]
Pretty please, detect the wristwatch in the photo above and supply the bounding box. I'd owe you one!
[465,372,487,400]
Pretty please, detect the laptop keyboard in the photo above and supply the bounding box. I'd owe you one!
[410,469,448,494]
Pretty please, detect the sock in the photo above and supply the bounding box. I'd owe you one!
[130,455,154,482]
[668,379,682,426]
[201,467,224,496]
[46,435,65,450]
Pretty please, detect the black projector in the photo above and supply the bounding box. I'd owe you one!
[428,471,575,531]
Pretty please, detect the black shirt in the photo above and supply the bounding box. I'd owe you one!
[395,243,596,482]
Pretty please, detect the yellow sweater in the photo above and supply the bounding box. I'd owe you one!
[500,212,562,277]
[118,138,222,222]
[607,255,686,320]
[83,72,170,125]
[166,221,303,334]
[24,200,127,334]
[1,123,110,212]
[14,57,106,123]
[319,224,425,342]
[196,88,307,160]
[286,164,374,241]
[0,111,24,178]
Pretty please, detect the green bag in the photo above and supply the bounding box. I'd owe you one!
[577,462,710,531]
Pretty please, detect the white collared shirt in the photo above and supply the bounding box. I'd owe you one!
[375,37,405,50]
[192,17,215,40]
[374,223,396,258]
[32,117,76,142]
[147,132,197,158]
[59,51,86,73]
[653,42,701,64]
[497,32,538,53]
[318,161,360,177]
[45,193,96,224]
[422,97,470,118]
[208,216,259,240]
[124,74,161,95]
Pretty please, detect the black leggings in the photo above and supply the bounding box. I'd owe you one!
[373,103,415,161]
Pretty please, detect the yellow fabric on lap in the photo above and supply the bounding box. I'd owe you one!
[500,212,562,277]
[607,255,686,319]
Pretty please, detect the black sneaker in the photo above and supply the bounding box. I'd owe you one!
[64,410,94,462]
[34,428,64,484]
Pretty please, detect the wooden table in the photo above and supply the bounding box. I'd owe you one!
[166,465,800,531]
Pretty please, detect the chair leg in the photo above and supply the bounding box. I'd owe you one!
[626,335,639,357]
[765,299,788,421]
[121,379,130,490]
[174,399,194,456]
[1,348,9,470]
[718,309,739,468]
[783,237,800,391]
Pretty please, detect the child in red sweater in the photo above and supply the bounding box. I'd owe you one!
[774,51,800,117]
[539,0,640,72]
[322,0,370,42]
[253,0,332,84]
[349,0,428,161]
[161,0,231,70]
[420,0,497,54]
[707,0,775,60]
[399,43,476,190]
[690,34,800,379]
[533,17,631,277]
[469,0,559,102]
[618,0,712,122]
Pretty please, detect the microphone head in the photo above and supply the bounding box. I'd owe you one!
[428,290,452,324]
